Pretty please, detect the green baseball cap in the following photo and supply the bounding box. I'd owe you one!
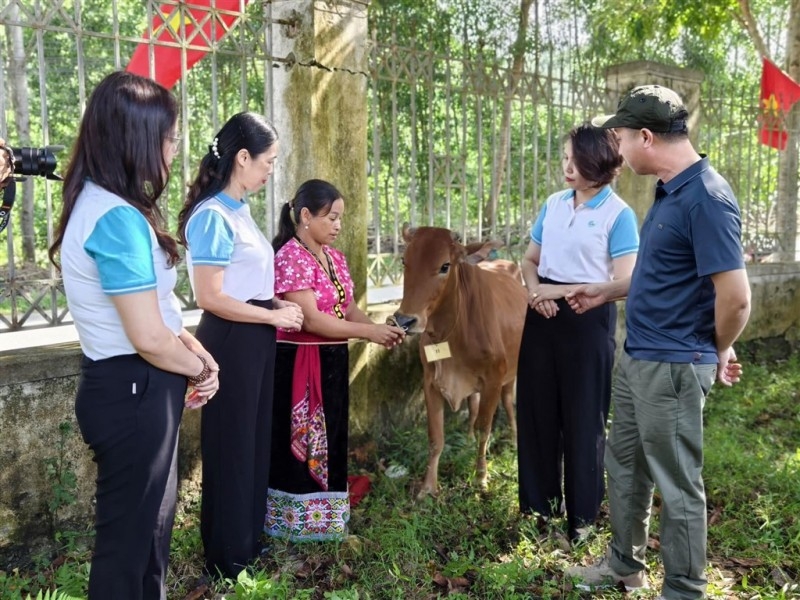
[592,84,688,133]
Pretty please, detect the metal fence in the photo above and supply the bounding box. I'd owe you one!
[0,1,788,333]
[366,40,614,290]
[366,41,787,291]
[0,0,278,332]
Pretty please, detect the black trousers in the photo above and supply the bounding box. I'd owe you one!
[75,353,185,600]
[196,301,276,578]
[516,292,616,535]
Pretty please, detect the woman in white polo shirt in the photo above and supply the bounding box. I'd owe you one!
[177,112,303,579]
[49,71,219,600]
[516,123,639,541]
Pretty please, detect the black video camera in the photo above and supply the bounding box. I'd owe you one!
[4,145,63,181]
[1,144,63,234]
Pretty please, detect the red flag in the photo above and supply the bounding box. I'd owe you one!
[126,0,249,89]
[759,57,800,150]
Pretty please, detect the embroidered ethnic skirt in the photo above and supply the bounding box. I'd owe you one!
[265,342,350,542]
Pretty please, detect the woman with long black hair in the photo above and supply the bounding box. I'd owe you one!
[177,112,303,578]
[50,70,219,600]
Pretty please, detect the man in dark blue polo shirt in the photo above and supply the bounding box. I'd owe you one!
[564,85,751,600]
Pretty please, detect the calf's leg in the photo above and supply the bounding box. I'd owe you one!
[466,393,480,440]
[474,384,502,490]
[418,385,446,499]
[501,381,517,448]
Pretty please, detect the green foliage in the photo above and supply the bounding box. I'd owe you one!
[7,356,800,598]
[704,357,800,567]
[23,588,82,600]
[0,568,33,600]
[51,561,89,600]
[216,567,296,600]
[42,422,78,539]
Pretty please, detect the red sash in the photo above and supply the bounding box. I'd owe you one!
[280,330,346,491]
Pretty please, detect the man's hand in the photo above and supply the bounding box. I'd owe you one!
[717,346,743,386]
[565,284,606,314]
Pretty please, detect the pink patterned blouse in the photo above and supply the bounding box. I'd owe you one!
[274,237,355,317]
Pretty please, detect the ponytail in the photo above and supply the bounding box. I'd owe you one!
[273,201,297,251]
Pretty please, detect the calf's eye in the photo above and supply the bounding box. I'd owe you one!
[439,262,450,274]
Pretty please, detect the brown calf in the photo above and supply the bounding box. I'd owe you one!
[393,225,527,497]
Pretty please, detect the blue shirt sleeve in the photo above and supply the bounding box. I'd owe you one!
[530,202,548,245]
[608,206,640,258]
[690,195,745,276]
[84,205,156,295]
[186,209,235,266]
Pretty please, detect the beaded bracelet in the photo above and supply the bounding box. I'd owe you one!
[187,354,211,385]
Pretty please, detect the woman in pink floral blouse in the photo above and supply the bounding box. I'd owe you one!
[265,179,405,542]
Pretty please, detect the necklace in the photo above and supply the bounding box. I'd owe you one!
[294,235,346,319]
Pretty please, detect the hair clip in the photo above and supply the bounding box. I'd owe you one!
[209,137,221,159]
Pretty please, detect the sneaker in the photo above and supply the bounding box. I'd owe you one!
[565,554,649,591]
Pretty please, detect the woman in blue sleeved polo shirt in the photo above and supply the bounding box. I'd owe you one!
[516,123,639,541]
[177,112,303,579]
[48,71,219,600]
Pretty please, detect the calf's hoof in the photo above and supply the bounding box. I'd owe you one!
[416,482,438,500]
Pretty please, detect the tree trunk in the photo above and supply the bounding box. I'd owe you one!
[776,2,800,261]
[5,4,35,264]
[482,0,533,235]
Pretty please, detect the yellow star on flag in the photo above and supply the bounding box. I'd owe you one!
[762,93,780,117]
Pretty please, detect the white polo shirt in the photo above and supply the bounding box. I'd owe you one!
[185,192,275,302]
[531,185,639,283]
[61,180,183,360]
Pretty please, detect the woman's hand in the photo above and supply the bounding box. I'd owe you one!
[272,297,301,311]
[185,368,220,409]
[270,305,304,331]
[370,323,406,349]
[529,284,569,318]
[185,357,220,409]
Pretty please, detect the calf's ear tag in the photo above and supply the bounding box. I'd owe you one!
[424,342,451,362]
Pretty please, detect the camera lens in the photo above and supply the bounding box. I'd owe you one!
[10,146,61,180]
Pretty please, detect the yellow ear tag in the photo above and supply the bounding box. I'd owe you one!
[423,342,451,363]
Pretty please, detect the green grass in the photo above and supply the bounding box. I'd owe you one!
[3,357,800,599]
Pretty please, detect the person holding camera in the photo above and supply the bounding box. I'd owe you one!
[0,139,10,179]
[0,138,12,185]
[49,71,219,600]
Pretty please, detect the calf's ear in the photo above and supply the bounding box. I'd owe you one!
[402,222,417,243]
[465,240,504,265]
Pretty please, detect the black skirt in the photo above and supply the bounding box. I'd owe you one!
[264,342,350,541]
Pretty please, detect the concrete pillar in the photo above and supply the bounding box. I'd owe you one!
[270,0,372,410]
[271,0,370,281]
[602,61,704,224]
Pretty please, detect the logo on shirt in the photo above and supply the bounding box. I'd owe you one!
[587,220,597,228]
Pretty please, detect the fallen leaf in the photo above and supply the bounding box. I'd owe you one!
[351,441,377,464]
[182,584,209,600]
[728,557,764,568]
[770,567,789,587]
